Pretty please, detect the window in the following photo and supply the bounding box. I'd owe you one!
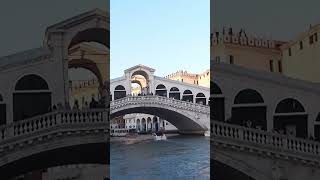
[269,60,274,72]
[278,61,282,73]
[288,48,292,56]
[229,55,234,64]
[299,41,303,50]
[309,35,314,44]
[315,33,318,42]
[215,56,220,63]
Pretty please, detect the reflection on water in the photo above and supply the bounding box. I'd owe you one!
[111,135,210,180]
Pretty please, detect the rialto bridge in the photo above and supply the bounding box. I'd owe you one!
[110,65,210,135]
[211,62,320,180]
[0,9,109,179]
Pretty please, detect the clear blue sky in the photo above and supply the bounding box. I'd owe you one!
[110,0,210,78]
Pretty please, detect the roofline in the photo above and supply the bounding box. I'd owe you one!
[45,8,109,37]
[212,62,320,94]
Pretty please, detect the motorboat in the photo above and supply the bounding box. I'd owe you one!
[111,128,129,137]
[152,132,167,141]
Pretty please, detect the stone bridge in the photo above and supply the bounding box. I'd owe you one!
[0,109,108,179]
[212,120,320,180]
[110,95,210,135]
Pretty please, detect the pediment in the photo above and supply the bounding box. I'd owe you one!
[124,64,156,74]
[46,8,108,33]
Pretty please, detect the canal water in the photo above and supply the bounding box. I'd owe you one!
[110,135,210,180]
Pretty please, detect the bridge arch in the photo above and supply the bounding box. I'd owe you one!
[68,28,109,49]
[68,58,103,86]
[169,87,180,100]
[212,150,269,180]
[274,98,307,138]
[110,97,208,134]
[114,85,126,100]
[155,84,167,97]
[182,90,193,102]
[13,74,52,122]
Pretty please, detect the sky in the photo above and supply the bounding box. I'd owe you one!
[0,0,108,57]
[110,0,210,78]
[212,0,320,41]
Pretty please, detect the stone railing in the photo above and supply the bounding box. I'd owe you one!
[110,95,209,114]
[0,109,108,143]
[212,121,320,162]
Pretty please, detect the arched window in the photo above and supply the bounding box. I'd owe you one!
[275,98,305,113]
[196,93,206,105]
[13,74,51,121]
[211,82,222,94]
[155,84,167,97]
[182,90,193,102]
[169,87,180,100]
[114,85,126,100]
[115,85,125,91]
[274,98,307,138]
[15,74,49,90]
[234,89,264,104]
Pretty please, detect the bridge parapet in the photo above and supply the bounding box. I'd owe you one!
[0,109,108,143]
[111,95,209,114]
[212,121,320,165]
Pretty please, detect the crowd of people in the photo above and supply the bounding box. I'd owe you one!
[48,96,107,112]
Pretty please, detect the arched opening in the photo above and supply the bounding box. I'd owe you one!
[211,81,222,94]
[211,160,255,180]
[114,85,126,100]
[147,117,152,132]
[231,89,266,130]
[131,70,150,95]
[131,76,145,95]
[153,116,158,132]
[13,74,51,121]
[0,94,6,125]
[155,84,167,97]
[136,119,141,132]
[169,87,180,100]
[195,93,206,105]
[68,67,100,110]
[69,28,109,49]
[274,98,307,138]
[210,81,225,122]
[182,90,193,102]
[68,27,109,108]
[141,118,146,132]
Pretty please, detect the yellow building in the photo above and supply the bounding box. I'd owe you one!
[281,24,320,82]
[211,28,285,73]
[165,69,210,88]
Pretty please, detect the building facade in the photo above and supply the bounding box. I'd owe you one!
[281,24,320,82]
[211,28,285,73]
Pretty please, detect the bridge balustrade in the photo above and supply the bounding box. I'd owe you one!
[110,95,209,113]
[0,109,108,142]
[212,121,320,160]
